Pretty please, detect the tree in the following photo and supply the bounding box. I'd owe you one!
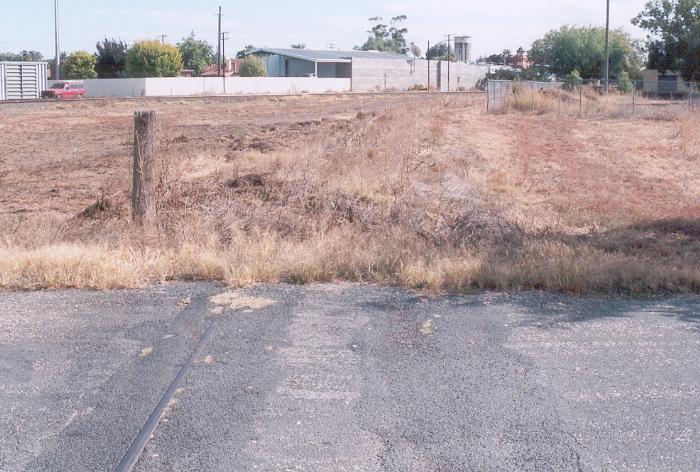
[632,0,700,80]
[47,52,67,79]
[63,51,97,79]
[177,32,214,77]
[563,70,583,91]
[240,55,266,77]
[291,43,306,49]
[409,42,422,58]
[617,71,634,93]
[95,38,128,78]
[426,43,453,61]
[358,15,409,54]
[484,53,504,64]
[501,49,512,65]
[529,25,644,79]
[0,50,43,61]
[126,40,183,78]
[236,45,256,59]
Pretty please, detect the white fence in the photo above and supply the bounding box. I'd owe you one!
[49,77,352,98]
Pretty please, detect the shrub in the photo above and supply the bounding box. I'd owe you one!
[63,51,97,79]
[240,56,266,77]
[563,70,583,91]
[126,40,183,78]
[617,71,633,94]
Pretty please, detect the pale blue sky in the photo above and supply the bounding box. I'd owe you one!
[0,0,648,59]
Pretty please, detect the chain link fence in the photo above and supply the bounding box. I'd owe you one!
[486,79,700,117]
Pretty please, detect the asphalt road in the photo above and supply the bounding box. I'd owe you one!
[1,283,698,471]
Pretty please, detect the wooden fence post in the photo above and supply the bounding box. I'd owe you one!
[132,111,157,227]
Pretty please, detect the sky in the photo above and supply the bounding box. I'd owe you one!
[0,0,649,60]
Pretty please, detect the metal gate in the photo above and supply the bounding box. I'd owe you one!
[0,62,48,100]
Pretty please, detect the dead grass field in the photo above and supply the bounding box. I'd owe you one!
[0,93,698,293]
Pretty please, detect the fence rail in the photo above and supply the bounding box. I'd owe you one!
[487,79,700,117]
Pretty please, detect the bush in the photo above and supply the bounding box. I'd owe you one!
[126,40,183,78]
[63,51,97,79]
[563,70,583,91]
[240,56,266,77]
[617,71,633,94]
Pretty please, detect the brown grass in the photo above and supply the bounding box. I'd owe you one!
[0,94,698,294]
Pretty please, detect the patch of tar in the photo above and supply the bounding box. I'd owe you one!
[420,320,434,336]
[139,346,154,358]
[209,291,276,312]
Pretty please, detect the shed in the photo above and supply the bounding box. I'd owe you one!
[0,61,48,100]
[249,48,407,78]
[641,69,693,96]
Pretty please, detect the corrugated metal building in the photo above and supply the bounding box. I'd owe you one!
[0,62,48,100]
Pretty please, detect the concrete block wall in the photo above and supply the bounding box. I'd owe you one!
[437,62,491,91]
[351,58,489,92]
[352,58,438,92]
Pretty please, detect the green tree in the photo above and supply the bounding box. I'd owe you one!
[63,51,97,79]
[0,50,44,61]
[126,40,183,77]
[96,38,128,78]
[563,70,583,91]
[291,43,306,49]
[501,49,512,65]
[617,71,634,93]
[632,0,700,80]
[426,43,453,61]
[236,45,256,59]
[358,15,409,54]
[177,32,214,77]
[529,25,643,79]
[240,55,266,77]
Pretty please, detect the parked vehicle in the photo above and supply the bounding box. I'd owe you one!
[41,81,86,99]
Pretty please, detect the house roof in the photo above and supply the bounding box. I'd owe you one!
[250,48,408,63]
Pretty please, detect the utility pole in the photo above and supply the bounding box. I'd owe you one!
[54,0,60,80]
[427,40,430,92]
[221,32,230,71]
[445,35,452,92]
[604,0,610,93]
[217,6,222,77]
[158,34,168,45]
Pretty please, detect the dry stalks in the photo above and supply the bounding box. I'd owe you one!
[0,95,698,294]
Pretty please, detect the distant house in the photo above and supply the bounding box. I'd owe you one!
[508,48,531,69]
[201,59,241,77]
[641,69,693,96]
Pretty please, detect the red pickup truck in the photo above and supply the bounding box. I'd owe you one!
[42,81,86,99]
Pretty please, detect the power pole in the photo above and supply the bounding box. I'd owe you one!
[217,6,222,77]
[427,40,430,92]
[221,32,230,71]
[54,0,60,80]
[159,34,168,45]
[604,0,610,93]
[445,35,452,92]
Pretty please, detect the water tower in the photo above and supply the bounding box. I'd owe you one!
[453,36,472,63]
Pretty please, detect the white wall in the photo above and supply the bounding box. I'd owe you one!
[78,79,147,97]
[351,58,490,92]
[50,77,351,98]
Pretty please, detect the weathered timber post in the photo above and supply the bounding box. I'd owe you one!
[132,111,157,227]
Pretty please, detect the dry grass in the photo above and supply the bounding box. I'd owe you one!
[0,94,698,294]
